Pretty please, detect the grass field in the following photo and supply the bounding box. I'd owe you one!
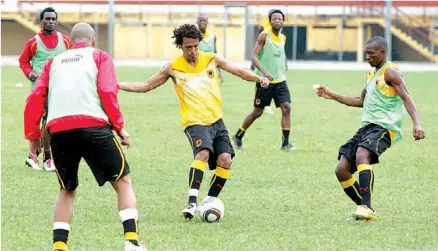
[1,65,438,251]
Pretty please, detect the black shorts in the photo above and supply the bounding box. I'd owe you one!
[338,123,392,173]
[50,126,130,191]
[254,81,291,108]
[184,119,235,170]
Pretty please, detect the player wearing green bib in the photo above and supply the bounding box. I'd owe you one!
[19,7,70,171]
[196,12,223,85]
[233,9,295,151]
[315,36,425,221]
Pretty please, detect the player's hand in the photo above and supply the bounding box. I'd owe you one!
[263,72,273,81]
[29,139,41,158]
[413,124,425,141]
[29,71,38,81]
[315,85,334,99]
[117,128,131,148]
[259,77,270,88]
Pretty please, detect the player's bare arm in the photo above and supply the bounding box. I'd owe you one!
[316,85,366,108]
[251,32,272,80]
[214,54,269,87]
[385,68,425,140]
[119,63,172,93]
[214,36,223,84]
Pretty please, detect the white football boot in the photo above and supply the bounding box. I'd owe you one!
[182,203,197,220]
[43,159,56,172]
[26,155,41,170]
[124,241,147,251]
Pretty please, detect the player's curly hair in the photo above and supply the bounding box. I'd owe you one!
[40,7,58,21]
[172,24,203,48]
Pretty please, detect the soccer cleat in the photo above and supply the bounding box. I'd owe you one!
[264,106,274,114]
[352,205,377,221]
[182,203,197,220]
[43,159,56,172]
[124,241,147,251]
[26,156,41,170]
[199,196,216,206]
[281,144,297,151]
[232,134,243,149]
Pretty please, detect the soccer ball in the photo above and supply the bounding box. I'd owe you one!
[198,197,224,223]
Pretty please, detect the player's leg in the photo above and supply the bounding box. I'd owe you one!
[233,107,263,147]
[337,131,362,206]
[233,83,271,149]
[352,146,376,221]
[183,125,214,219]
[335,156,361,205]
[81,126,145,250]
[279,102,293,150]
[205,120,234,202]
[25,141,41,169]
[353,124,392,221]
[274,82,295,150]
[42,106,55,171]
[111,175,146,251]
[50,130,82,251]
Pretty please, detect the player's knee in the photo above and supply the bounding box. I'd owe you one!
[355,147,372,165]
[117,174,132,184]
[217,153,232,169]
[60,188,76,199]
[111,175,132,192]
[280,103,291,115]
[335,165,348,179]
[252,109,263,119]
[195,149,210,162]
[335,157,352,180]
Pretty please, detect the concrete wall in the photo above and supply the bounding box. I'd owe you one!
[1,20,35,55]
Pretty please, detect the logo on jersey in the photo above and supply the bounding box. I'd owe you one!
[61,54,83,64]
[207,69,215,79]
[196,139,203,148]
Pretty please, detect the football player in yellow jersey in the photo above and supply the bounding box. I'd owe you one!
[119,24,269,220]
[196,12,223,85]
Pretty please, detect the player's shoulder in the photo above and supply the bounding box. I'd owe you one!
[200,51,215,58]
[258,30,269,39]
[208,30,216,37]
[60,32,71,40]
[87,48,113,66]
[24,36,37,47]
[384,66,402,80]
[281,33,287,41]
[262,20,271,30]
[384,62,401,75]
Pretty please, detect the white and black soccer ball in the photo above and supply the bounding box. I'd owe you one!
[198,197,224,223]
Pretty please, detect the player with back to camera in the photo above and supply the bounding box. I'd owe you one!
[24,22,147,251]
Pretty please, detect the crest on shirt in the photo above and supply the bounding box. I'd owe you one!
[196,139,203,148]
[207,69,214,79]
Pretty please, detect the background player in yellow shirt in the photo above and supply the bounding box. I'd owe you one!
[119,24,269,220]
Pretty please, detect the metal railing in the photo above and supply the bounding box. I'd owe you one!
[394,7,437,53]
